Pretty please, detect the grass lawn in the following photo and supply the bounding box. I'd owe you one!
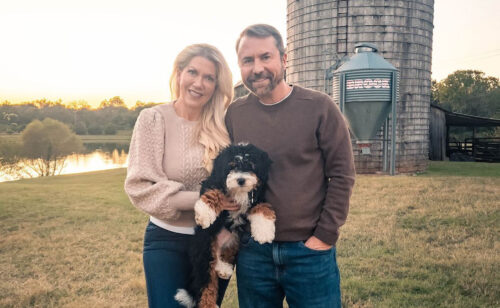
[419,161,500,177]
[0,162,499,307]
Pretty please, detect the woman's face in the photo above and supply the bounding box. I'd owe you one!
[177,56,217,111]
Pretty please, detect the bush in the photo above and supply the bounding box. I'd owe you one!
[21,118,83,176]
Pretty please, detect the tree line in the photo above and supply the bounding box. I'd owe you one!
[0,96,159,135]
[1,70,498,137]
[431,70,499,119]
[432,70,499,138]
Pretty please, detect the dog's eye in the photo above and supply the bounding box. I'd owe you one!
[229,162,236,167]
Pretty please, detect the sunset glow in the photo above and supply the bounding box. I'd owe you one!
[0,0,498,108]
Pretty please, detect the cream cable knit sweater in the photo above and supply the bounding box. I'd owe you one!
[125,103,208,228]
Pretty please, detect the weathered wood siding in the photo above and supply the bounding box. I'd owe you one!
[429,105,446,160]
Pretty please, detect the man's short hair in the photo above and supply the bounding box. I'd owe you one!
[236,24,285,58]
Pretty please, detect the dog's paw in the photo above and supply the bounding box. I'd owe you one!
[248,213,275,244]
[194,199,217,229]
[174,289,195,308]
[215,260,234,279]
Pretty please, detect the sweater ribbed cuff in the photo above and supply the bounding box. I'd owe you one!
[313,227,339,247]
[169,191,200,211]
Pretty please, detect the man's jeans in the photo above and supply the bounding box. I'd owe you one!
[236,234,341,308]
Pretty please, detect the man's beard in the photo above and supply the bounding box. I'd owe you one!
[243,66,285,98]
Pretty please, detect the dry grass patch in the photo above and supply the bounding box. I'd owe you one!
[0,169,147,307]
[340,174,499,307]
[1,163,498,307]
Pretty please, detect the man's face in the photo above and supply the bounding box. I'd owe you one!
[237,36,286,99]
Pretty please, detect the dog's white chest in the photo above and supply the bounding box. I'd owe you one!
[230,192,250,227]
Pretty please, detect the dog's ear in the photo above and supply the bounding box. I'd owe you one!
[257,150,272,182]
[205,146,232,193]
[253,149,272,204]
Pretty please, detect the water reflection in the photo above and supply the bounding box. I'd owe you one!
[84,143,130,153]
[62,149,128,174]
[0,144,129,182]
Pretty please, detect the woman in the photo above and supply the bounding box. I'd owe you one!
[125,44,236,307]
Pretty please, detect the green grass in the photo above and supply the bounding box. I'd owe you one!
[1,163,499,307]
[421,161,500,177]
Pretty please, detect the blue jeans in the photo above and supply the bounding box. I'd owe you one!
[142,220,229,308]
[236,234,341,308]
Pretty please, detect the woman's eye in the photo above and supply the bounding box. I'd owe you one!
[188,69,196,75]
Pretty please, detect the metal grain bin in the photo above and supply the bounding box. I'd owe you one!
[333,43,398,174]
[287,0,434,173]
[333,43,398,142]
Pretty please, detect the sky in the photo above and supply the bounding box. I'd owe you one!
[0,0,498,108]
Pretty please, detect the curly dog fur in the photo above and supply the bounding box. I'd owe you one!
[175,143,275,308]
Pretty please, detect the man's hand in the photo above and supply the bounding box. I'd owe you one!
[304,236,332,251]
[221,195,240,211]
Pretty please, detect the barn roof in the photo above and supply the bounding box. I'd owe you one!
[431,104,500,127]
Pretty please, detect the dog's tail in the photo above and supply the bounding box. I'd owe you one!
[174,289,196,308]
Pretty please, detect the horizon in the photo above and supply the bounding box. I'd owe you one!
[1,0,499,108]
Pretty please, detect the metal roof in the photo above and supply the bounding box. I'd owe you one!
[431,104,500,127]
[335,44,397,72]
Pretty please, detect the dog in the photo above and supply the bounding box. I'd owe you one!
[175,143,276,308]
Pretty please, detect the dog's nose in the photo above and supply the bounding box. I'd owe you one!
[237,178,246,186]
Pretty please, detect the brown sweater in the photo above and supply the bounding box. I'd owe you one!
[225,85,355,245]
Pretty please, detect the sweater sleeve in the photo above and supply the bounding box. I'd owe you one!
[313,98,356,245]
[224,106,234,142]
[124,108,199,221]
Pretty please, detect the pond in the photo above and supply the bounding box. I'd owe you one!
[0,143,129,182]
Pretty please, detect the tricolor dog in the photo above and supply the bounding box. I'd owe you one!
[175,143,275,308]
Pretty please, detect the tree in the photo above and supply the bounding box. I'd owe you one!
[67,100,91,110]
[74,121,88,135]
[99,96,126,109]
[434,70,499,118]
[430,79,439,105]
[2,111,19,134]
[21,118,83,176]
[0,98,142,135]
[87,123,104,135]
[0,138,23,179]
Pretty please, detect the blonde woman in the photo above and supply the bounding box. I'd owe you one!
[125,44,236,307]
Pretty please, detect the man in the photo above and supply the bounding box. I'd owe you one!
[225,24,355,308]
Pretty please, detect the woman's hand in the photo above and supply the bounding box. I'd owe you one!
[221,195,240,211]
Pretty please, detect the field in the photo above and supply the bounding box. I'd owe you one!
[0,162,499,307]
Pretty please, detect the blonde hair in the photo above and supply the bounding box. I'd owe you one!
[169,43,233,172]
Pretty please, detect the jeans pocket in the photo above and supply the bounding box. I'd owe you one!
[298,240,333,254]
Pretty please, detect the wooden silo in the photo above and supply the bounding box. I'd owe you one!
[286,0,434,173]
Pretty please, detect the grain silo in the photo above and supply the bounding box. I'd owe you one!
[286,0,434,173]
